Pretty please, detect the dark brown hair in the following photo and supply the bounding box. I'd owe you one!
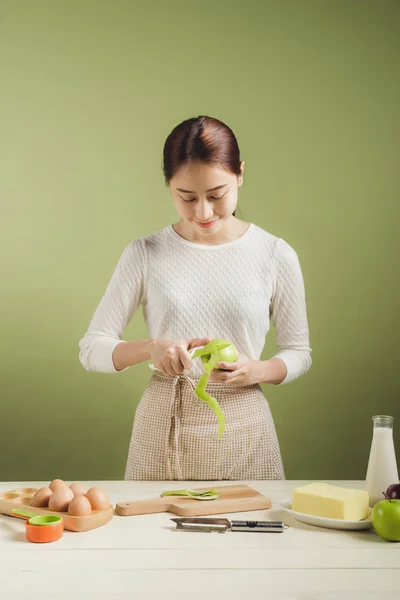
[163,116,242,216]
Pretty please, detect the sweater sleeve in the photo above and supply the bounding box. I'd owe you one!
[78,239,146,373]
[269,238,312,385]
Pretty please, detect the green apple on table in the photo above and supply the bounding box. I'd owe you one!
[372,483,400,542]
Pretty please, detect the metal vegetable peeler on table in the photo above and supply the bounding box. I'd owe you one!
[171,517,289,533]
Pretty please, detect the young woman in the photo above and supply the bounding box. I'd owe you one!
[79,115,312,480]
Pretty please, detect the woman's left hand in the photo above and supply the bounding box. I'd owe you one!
[209,354,265,386]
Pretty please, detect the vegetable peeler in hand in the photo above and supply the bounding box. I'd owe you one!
[171,517,288,533]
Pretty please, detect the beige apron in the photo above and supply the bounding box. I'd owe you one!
[124,371,285,481]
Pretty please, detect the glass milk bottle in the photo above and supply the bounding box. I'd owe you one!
[366,415,399,507]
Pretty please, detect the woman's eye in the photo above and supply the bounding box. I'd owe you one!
[180,193,226,202]
[211,192,227,200]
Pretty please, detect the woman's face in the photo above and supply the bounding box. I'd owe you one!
[169,161,244,236]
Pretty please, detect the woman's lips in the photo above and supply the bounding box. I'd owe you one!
[195,218,219,228]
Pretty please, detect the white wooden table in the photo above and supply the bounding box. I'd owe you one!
[0,480,399,599]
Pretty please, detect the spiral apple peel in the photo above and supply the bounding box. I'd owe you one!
[192,338,239,439]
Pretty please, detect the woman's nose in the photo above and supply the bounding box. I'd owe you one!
[195,201,214,221]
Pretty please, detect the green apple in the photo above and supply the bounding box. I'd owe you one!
[210,338,238,366]
[372,499,400,542]
[193,338,239,371]
[191,338,238,439]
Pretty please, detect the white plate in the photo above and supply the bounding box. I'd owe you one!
[280,499,373,531]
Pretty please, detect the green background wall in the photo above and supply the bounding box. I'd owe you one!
[1,0,399,482]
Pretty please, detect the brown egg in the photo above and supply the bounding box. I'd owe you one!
[69,483,88,496]
[86,487,109,511]
[49,479,68,492]
[48,486,74,512]
[30,487,53,507]
[68,494,92,516]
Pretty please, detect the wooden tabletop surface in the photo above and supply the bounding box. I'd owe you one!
[1,479,399,599]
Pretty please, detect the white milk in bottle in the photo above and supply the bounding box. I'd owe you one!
[366,415,399,507]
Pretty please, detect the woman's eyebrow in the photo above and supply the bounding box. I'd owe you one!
[176,183,228,193]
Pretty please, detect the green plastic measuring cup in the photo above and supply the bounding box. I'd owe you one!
[10,509,64,543]
[12,509,62,526]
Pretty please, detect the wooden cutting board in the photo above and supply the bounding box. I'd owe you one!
[0,487,113,532]
[116,484,271,517]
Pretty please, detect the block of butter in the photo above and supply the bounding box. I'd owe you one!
[292,483,369,520]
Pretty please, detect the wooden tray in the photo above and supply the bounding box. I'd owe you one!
[0,487,114,532]
[116,484,271,517]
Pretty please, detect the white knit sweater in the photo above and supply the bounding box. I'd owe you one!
[79,223,312,384]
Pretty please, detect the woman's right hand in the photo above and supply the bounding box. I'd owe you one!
[150,337,212,376]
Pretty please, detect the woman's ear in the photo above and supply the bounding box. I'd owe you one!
[238,160,245,186]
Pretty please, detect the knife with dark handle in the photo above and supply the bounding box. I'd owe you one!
[171,517,288,533]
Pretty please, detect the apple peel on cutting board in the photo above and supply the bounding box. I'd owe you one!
[115,484,272,517]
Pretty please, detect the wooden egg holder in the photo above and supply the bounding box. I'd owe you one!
[0,487,114,532]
